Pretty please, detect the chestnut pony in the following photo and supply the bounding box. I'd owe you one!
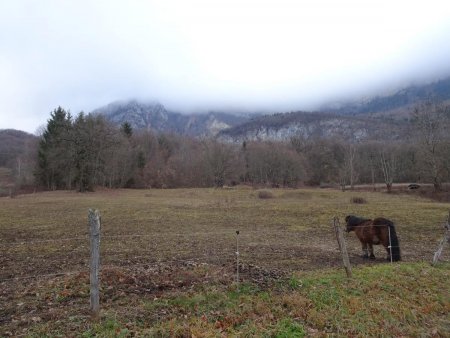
[345,215,401,262]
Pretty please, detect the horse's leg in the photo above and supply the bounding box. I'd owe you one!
[368,243,375,259]
[361,242,369,259]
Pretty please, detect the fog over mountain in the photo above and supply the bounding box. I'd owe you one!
[93,100,249,136]
[92,76,450,139]
[1,1,450,133]
[322,77,450,115]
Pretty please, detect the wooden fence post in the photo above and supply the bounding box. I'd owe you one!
[432,211,450,266]
[333,217,352,278]
[88,209,101,318]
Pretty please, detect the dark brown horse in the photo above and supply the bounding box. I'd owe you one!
[345,215,401,261]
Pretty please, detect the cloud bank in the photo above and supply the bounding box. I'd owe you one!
[1,0,450,133]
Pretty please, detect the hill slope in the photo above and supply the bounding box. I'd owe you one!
[324,77,450,115]
[0,129,37,167]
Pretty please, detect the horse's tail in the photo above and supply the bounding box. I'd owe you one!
[374,218,401,261]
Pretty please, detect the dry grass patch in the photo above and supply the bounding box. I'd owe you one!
[1,188,450,336]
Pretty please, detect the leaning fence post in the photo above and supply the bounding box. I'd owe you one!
[333,217,352,278]
[431,212,450,266]
[88,209,101,318]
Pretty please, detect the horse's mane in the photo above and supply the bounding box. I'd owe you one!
[345,215,371,227]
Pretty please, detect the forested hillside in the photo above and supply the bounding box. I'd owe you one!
[3,78,450,195]
[0,129,36,166]
[30,101,450,193]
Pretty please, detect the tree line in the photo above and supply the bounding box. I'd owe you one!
[7,101,449,194]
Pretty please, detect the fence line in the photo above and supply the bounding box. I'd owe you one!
[3,246,316,283]
[0,231,440,250]
[0,256,275,284]
[0,236,89,247]
[0,240,418,283]
[1,227,443,248]
[1,243,446,283]
[3,244,390,283]
[100,259,236,271]
[2,212,448,284]
[0,269,86,282]
[0,230,277,247]
[2,218,447,247]
[0,243,415,261]
[6,246,368,267]
[0,257,237,283]
[101,230,266,238]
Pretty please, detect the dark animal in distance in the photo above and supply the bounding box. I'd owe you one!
[345,215,401,262]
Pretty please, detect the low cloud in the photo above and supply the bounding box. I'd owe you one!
[1,0,450,133]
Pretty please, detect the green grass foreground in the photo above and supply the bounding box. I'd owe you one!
[0,187,449,336]
[28,262,450,337]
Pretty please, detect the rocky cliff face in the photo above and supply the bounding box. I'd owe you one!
[217,112,404,143]
[93,101,408,142]
[217,77,450,142]
[92,100,249,136]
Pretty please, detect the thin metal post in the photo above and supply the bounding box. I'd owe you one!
[432,213,450,266]
[236,230,240,284]
[388,225,393,263]
[88,209,101,318]
[432,236,447,265]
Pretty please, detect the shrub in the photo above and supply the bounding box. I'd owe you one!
[350,196,367,204]
[257,190,274,199]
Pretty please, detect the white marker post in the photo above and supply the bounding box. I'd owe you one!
[236,230,240,284]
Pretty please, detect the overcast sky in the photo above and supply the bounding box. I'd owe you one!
[1,0,450,133]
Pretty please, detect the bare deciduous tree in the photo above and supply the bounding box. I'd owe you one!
[412,100,450,191]
[380,146,397,193]
[202,140,237,187]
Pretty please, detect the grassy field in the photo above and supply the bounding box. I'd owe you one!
[0,187,449,336]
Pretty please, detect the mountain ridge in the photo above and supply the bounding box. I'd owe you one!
[91,76,450,140]
[216,111,406,143]
[321,77,450,115]
[92,100,250,136]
